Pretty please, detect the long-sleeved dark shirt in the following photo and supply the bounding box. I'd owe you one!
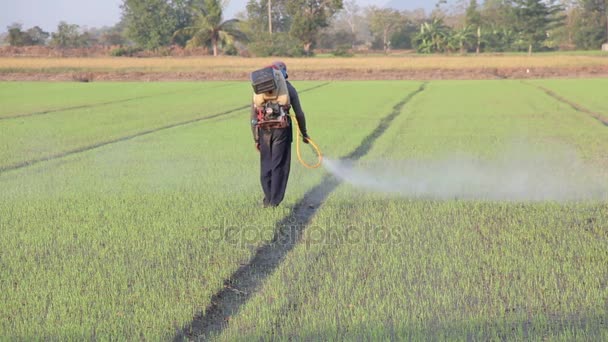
[251,80,308,142]
[286,81,307,136]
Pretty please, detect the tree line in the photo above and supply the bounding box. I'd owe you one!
[3,0,608,56]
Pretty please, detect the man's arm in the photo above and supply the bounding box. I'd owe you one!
[251,103,260,150]
[251,103,258,141]
[286,82,308,139]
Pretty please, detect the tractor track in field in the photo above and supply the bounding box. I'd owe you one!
[174,82,427,341]
[0,107,245,174]
[0,83,330,175]
[0,84,235,121]
[528,83,608,127]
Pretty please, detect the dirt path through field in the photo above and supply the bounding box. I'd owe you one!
[0,83,330,174]
[173,82,428,341]
[526,82,608,126]
[0,106,246,174]
[0,85,211,120]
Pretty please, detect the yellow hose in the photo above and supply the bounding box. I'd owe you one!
[291,114,323,169]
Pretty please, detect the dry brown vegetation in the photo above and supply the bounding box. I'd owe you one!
[1,54,608,81]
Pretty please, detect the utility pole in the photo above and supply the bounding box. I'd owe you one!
[476,26,481,54]
[603,4,608,50]
[268,0,272,35]
[602,0,608,43]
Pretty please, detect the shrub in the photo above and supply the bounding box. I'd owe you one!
[248,33,306,57]
[332,45,354,57]
[109,46,142,57]
[71,72,94,82]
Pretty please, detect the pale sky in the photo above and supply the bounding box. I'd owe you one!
[1,0,123,32]
[0,0,422,33]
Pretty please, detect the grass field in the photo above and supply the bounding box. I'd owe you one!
[0,79,607,340]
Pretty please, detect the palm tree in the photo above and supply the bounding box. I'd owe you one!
[173,0,247,56]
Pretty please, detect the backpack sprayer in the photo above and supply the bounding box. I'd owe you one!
[251,66,323,169]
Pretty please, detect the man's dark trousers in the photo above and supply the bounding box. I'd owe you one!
[259,126,291,207]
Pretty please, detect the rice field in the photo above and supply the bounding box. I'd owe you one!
[0,79,606,340]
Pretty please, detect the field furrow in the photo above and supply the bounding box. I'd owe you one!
[1,80,606,340]
[0,82,228,118]
[0,82,329,172]
[0,86,228,120]
[0,104,248,173]
[177,82,427,340]
[0,81,423,340]
[528,79,608,115]
[217,79,608,341]
[525,79,608,127]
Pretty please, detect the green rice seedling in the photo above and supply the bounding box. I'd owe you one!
[0,81,421,340]
[218,79,608,341]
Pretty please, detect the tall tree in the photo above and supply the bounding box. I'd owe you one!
[286,0,343,54]
[465,0,482,27]
[335,0,362,48]
[173,0,246,55]
[512,0,565,54]
[7,24,50,46]
[368,7,402,53]
[481,0,517,28]
[245,0,291,34]
[478,0,517,51]
[50,22,87,48]
[552,0,577,48]
[121,0,191,49]
[465,0,482,52]
[572,0,608,49]
[26,26,50,45]
[6,24,31,46]
[100,21,128,46]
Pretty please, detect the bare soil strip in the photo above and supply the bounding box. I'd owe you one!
[532,84,608,126]
[0,83,330,175]
[2,66,608,82]
[173,82,428,341]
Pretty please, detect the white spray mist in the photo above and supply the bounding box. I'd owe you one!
[323,147,607,202]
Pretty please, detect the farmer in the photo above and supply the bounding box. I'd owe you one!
[251,61,310,207]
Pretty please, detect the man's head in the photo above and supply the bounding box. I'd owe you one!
[272,61,288,79]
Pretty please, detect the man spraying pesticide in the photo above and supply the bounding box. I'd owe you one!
[250,61,322,207]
